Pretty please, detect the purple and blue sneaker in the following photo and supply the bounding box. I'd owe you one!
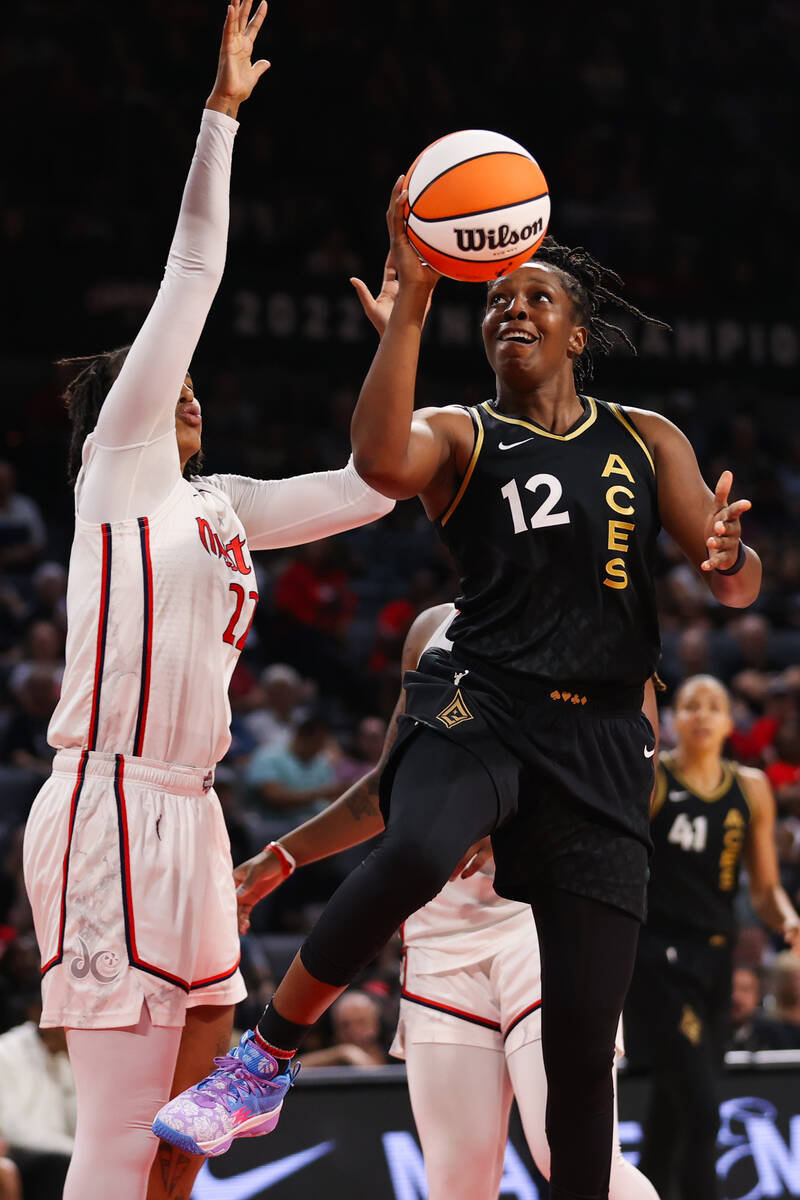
[152,1029,299,1157]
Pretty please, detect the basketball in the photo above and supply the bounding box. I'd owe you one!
[403,129,550,283]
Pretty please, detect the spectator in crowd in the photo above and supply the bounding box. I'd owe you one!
[728,966,789,1051]
[0,666,59,777]
[730,675,794,766]
[243,663,308,750]
[244,708,340,824]
[0,462,46,574]
[727,613,781,677]
[28,562,68,631]
[767,951,800,1047]
[6,618,65,697]
[0,934,42,1033]
[332,715,387,790]
[271,538,363,707]
[765,714,800,815]
[298,989,389,1068]
[733,924,774,973]
[0,993,75,1200]
[273,538,357,641]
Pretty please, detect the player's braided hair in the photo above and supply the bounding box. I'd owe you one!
[59,347,203,485]
[529,236,670,390]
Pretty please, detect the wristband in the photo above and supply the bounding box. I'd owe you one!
[715,541,747,576]
[265,841,296,878]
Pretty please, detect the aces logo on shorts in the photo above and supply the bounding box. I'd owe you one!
[437,688,474,730]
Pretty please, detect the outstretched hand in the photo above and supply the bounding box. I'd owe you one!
[206,0,270,119]
[701,470,751,572]
[350,251,434,337]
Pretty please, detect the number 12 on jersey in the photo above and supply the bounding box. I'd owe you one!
[501,474,571,534]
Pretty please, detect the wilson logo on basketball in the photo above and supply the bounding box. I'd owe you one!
[196,518,252,575]
[454,218,544,254]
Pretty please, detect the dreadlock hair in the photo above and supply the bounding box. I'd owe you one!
[517,236,670,391]
[59,347,203,486]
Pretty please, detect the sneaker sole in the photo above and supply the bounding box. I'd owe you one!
[153,1103,283,1158]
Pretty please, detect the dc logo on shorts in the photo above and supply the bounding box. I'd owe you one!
[437,689,474,730]
[69,937,122,984]
[203,770,214,792]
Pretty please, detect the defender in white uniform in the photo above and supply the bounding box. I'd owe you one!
[22,8,394,1199]
[234,603,660,1199]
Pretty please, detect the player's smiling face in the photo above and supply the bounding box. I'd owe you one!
[482,264,587,385]
[175,374,202,468]
[674,677,733,752]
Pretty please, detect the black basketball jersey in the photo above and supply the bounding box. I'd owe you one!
[647,752,753,938]
[438,396,660,684]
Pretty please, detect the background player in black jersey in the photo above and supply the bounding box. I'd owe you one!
[624,674,800,1200]
[156,192,762,1199]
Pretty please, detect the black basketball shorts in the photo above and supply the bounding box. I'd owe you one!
[380,647,655,920]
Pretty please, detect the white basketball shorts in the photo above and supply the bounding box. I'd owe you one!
[24,748,246,1029]
[391,928,542,1059]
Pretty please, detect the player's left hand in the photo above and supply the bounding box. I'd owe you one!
[233,847,285,934]
[450,837,493,881]
[206,0,270,118]
[350,252,434,338]
[701,470,751,572]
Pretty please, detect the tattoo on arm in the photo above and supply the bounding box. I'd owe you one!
[345,777,381,820]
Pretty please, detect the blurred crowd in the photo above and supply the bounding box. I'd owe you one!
[1,0,799,1191]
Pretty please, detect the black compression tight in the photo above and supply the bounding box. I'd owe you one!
[300,729,499,986]
[301,729,642,1200]
[530,888,641,1200]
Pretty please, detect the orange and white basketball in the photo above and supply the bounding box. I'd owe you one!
[403,130,550,283]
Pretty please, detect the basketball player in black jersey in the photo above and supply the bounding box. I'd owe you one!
[624,674,800,1200]
[157,191,762,1198]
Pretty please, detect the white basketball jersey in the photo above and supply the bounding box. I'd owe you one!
[49,466,257,769]
[402,610,531,969]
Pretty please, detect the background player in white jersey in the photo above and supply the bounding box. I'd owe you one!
[234,602,660,1199]
[21,7,394,1199]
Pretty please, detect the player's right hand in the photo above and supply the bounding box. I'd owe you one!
[386,177,441,293]
[234,847,286,934]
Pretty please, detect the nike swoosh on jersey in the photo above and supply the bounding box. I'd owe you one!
[668,789,690,802]
[191,1141,334,1199]
[644,746,655,758]
[498,438,536,450]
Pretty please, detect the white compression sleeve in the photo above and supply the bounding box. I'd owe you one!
[77,109,238,524]
[202,457,395,550]
[64,1007,182,1200]
[404,1042,513,1200]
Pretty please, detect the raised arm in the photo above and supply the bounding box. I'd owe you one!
[79,2,269,520]
[350,181,471,512]
[631,409,761,608]
[205,458,394,551]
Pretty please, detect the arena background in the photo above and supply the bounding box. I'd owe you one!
[0,1,799,1197]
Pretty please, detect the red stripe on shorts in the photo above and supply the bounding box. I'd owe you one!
[401,987,501,1032]
[41,749,89,976]
[114,755,239,993]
